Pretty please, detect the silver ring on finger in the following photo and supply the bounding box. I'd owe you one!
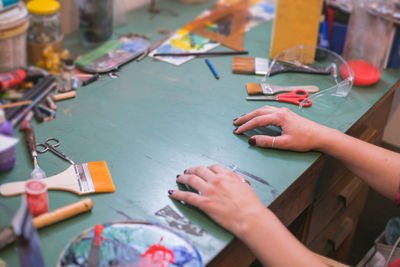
[241,178,251,185]
[271,136,276,149]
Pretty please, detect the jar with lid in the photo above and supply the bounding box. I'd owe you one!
[26,0,63,64]
[0,2,29,72]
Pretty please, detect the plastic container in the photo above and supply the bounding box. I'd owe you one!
[77,0,113,48]
[0,109,16,171]
[342,0,395,69]
[26,0,63,64]
[340,59,381,86]
[25,179,49,217]
[0,2,29,72]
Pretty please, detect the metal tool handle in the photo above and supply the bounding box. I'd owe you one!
[262,84,319,95]
[44,138,74,165]
[23,123,38,164]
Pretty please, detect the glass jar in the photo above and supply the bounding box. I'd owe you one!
[26,0,63,64]
[77,0,113,48]
[27,0,61,44]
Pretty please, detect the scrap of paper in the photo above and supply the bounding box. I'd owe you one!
[0,135,18,153]
[149,0,275,65]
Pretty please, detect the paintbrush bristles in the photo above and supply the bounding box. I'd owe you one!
[232,57,255,74]
[246,83,263,95]
[87,161,115,193]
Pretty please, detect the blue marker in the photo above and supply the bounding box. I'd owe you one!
[205,58,219,80]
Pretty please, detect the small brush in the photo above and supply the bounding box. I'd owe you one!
[232,56,331,76]
[23,122,46,179]
[232,57,269,75]
[246,83,320,95]
[0,161,115,197]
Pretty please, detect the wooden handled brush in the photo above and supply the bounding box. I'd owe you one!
[33,198,93,228]
[0,161,115,197]
[232,57,267,75]
[246,83,320,95]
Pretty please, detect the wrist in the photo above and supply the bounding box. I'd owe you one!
[313,125,342,153]
[235,208,275,242]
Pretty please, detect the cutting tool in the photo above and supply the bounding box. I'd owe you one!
[246,89,312,107]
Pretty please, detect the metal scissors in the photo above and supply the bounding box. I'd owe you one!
[246,89,312,107]
[36,137,75,165]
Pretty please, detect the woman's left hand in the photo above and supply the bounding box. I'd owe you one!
[168,164,266,238]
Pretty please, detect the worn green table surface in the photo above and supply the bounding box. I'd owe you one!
[1,1,400,265]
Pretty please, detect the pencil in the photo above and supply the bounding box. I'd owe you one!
[205,58,219,80]
[153,51,248,57]
[0,100,32,109]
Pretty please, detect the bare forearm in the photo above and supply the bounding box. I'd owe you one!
[318,127,400,201]
[236,210,326,267]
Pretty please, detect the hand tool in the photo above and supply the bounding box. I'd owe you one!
[246,83,319,95]
[23,123,47,180]
[0,161,115,197]
[11,77,57,126]
[5,75,55,121]
[0,69,26,92]
[232,56,331,76]
[36,137,75,165]
[246,89,312,107]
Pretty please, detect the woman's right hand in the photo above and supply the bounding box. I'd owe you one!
[233,106,333,152]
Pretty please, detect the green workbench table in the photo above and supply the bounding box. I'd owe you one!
[1,0,399,266]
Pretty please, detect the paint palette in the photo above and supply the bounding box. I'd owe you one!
[75,37,150,73]
[58,220,203,267]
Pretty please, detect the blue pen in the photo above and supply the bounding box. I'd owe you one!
[205,58,220,80]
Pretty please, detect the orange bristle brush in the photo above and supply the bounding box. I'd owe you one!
[0,161,115,197]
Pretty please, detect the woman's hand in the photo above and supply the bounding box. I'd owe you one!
[168,165,266,238]
[233,106,332,152]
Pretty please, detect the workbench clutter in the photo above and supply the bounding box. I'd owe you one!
[0,198,94,254]
[149,0,275,65]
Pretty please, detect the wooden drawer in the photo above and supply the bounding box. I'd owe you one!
[308,181,369,261]
[306,126,379,243]
[307,174,365,244]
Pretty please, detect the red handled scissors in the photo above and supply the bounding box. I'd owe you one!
[246,89,312,107]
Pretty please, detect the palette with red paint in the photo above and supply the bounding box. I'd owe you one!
[58,220,203,267]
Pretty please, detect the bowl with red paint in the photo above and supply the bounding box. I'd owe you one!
[58,220,204,267]
[340,59,381,86]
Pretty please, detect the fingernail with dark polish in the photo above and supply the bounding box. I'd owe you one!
[233,127,239,134]
[176,174,180,179]
[168,190,174,195]
[184,169,187,174]
[248,137,256,146]
[233,118,238,123]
